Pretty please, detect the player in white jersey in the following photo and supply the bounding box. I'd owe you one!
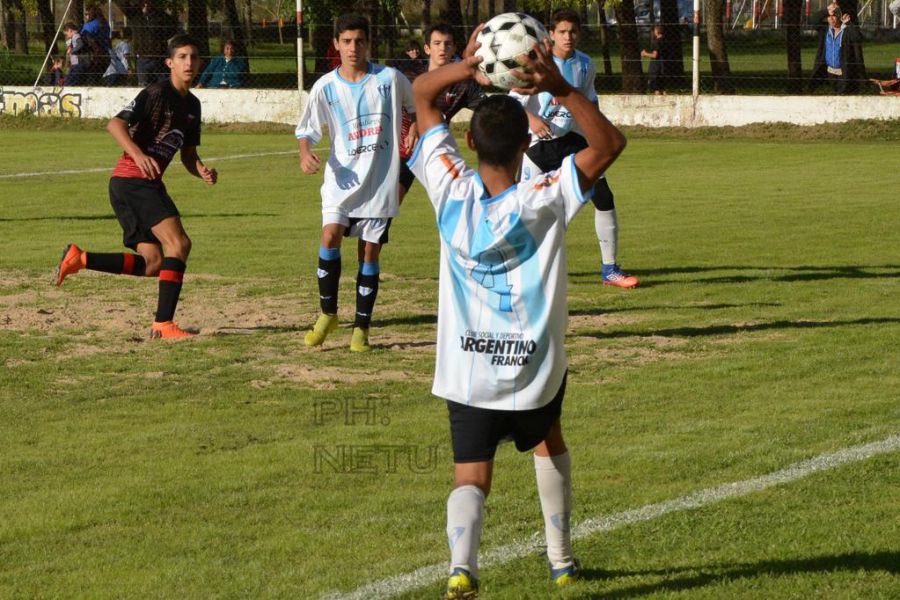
[510,9,640,289]
[295,14,417,352]
[409,29,626,598]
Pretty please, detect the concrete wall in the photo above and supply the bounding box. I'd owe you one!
[1,85,898,127]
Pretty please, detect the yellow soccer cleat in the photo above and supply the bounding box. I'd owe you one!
[349,327,371,353]
[443,568,478,599]
[551,559,581,587]
[304,313,338,347]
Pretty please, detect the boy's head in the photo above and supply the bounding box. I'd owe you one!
[223,40,236,58]
[63,23,78,37]
[652,24,664,38]
[424,23,455,68]
[550,9,581,57]
[333,14,369,69]
[467,96,530,168]
[166,34,201,84]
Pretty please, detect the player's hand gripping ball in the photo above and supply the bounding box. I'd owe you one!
[475,12,550,90]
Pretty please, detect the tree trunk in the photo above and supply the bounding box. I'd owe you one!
[243,0,253,46]
[1,0,11,51]
[441,0,464,47]
[502,0,515,12]
[704,0,734,93]
[422,0,431,28]
[596,2,613,77]
[614,0,644,92]
[783,0,803,93]
[35,0,57,52]
[8,0,26,53]
[658,0,685,87]
[73,0,85,27]
[222,0,245,45]
[187,0,210,58]
[488,0,495,18]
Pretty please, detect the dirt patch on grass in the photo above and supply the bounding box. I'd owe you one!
[271,363,427,389]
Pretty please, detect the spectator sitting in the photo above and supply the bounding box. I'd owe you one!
[196,40,249,88]
[103,28,133,86]
[869,56,900,94]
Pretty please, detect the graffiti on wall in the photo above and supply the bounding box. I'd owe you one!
[0,88,83,118]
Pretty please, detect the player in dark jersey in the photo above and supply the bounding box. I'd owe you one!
[54,34,218,339]
[397,22,487,201]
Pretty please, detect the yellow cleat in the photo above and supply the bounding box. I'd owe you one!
[349,327,371,353]
[551,559,581,587]
[443,568,478,599]
[304,313,338,347]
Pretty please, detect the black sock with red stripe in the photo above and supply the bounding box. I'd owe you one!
[155,257,186,322]
[85,252,146,276]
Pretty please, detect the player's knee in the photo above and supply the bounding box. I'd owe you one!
[591,179,615,211]
[169,235,192,260]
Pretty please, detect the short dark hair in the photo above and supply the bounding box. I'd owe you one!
[550,8,581,30]
[167,33,200,58]
[63,22,78,32]
[470,95,530,167]
[334,14,369,40]
[424,22,454,46]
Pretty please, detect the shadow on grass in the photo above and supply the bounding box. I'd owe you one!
[571,265,900,286]
[570,302,783,316]
[576,550,899,598]
[579,317,900,340]
[375,314,438,327]
[0,212,277,222]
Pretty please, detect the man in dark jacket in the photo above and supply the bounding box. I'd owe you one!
[129,0,180,86]
[810,3,866,94]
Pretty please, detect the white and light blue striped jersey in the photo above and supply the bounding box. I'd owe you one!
[510,50,597,145]
[295,64,414,218]
[408,124,592,411]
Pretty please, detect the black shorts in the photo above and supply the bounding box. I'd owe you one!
[525,132,588,173]
[447,373,566,463]
[109,177,179,250]
[399,161,415,192]
[345,217,393,245]
[526,133,615,211]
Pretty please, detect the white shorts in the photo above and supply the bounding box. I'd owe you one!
[322,212,392,245]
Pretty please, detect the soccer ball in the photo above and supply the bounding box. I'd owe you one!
[475,12,549,90]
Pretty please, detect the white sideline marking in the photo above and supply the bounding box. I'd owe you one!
[0,149,301,180]
[321,434,900,600]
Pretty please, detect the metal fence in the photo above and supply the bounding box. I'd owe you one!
[1,0,898,94]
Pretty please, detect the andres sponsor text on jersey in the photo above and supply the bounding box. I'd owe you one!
[460,330,538,366]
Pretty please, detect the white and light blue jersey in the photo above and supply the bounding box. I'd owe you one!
[510,50,597,145]
[295,64,414,218]
[408,124,592,411]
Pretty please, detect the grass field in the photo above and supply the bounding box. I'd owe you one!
[1,118,899,599]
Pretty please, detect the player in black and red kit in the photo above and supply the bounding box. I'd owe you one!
[397,23,486,201]
[54,34,217,339]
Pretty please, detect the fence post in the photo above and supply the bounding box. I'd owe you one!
[296,0,304,92]
[693,0,701,97]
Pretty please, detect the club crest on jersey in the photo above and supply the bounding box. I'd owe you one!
[377,83,392,98]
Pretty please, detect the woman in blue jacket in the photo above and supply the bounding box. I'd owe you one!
[197,40,249,88]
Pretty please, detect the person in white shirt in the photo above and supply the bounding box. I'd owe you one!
[295,14,417,352]
[511,9,639,289]
[408,28,625,598]
[103,28,133,86]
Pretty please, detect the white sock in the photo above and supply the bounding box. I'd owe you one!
[534,452,574,569]
[594,209,619,266]
[447,484,485,578]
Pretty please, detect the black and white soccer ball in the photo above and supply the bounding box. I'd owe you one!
[475,12,549,90]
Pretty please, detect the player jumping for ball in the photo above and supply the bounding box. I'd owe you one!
[295,14,417,352]
[511,9,639,288]
[54,34,217,339]
[408,27,626,598]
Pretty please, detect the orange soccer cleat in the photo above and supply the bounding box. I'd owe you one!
[150,320,198,339]
[54,243,86,286]
[601,264,639,289]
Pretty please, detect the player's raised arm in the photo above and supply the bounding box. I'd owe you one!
[512,40,625,191]
[413,25,490,133]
